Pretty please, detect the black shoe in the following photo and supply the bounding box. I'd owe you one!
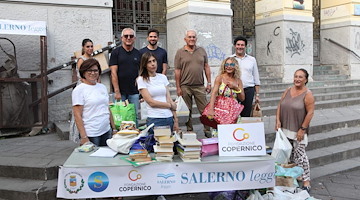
[302,186,311,193]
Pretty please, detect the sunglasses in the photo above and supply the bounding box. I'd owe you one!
[86,69,99,73]
[224,63,235,67]
[123,34,134,39]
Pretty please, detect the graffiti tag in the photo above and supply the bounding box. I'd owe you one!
[206,43,225,61]
[286,28,305,57]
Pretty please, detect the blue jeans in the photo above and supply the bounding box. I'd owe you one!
[121,94,140,126]
[146,117,174,134]
[88,129,112,146]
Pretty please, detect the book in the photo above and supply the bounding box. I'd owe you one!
[129,149,148,158]
[178,150,201,157]
[153,145,173,153]
[177,143,201,151]
[177,137,202,147]
[156,152,174,156]
[131,155,152,162]
[121,156,156,167]
[158,143,174,148]
[154,126,171,137]
[180,156,201,162]
[155,135,176,143]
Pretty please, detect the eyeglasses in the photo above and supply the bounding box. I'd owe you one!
[224,63,236,67]
[86,69,99,73]
[123,34,134,39]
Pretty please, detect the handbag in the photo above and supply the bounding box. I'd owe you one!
[200,86,244,129]
[251,102,262,117]
[110,100,136,129]
[175,96,190,117]
[271,128,293,164]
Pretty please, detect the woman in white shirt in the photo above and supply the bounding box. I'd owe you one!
[72,59,115,146]
[136,52,178,132]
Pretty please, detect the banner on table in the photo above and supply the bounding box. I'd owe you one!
[0,19,46,36]
[218,122,266,156]
[57,159,275,199]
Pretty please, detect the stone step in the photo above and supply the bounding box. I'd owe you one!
[313,70,340,76]
[0,177,57,200]
[261,97,360,116]
[54,120,70,140]
[307,140,360,168]
[311,157,360,179]
[259,90,360,107]
[313,65,333,71]
[313,75,349,81]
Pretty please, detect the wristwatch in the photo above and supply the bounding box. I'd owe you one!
[300,126,307,130]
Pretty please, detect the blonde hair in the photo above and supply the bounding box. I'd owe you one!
[218,57,241,79]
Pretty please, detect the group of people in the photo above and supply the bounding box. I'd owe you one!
[70,28,315,192]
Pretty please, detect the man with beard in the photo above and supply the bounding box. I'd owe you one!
[139,28,168,75]
[232,36,261,117]
[109,27,141,125]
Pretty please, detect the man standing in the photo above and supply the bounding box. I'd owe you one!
[139,28,168,75]
[175,30,211,137]
[232,36,261,117]
[109,28,141,123]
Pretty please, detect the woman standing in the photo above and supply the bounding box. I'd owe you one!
[72,59,116,146]
[276,68,315,192]
[207,57,245,120]
[136,52,178,132]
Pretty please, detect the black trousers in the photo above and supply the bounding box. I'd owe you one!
[240,87,255,117]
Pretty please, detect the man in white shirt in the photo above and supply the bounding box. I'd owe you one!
[232,36,261,117]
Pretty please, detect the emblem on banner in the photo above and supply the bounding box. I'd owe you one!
[128,170,142,181]
[157,173,175,179]
[233,128,250,141]
[157,173,176,189]
[64,172,84,194]
[88,171,109,192]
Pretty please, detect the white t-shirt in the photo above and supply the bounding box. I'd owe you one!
[136,74,173,118]
[72,83,110,137]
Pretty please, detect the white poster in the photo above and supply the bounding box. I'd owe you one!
[0,19,46,36]
[218,123,266,156]
[57,159,275,199]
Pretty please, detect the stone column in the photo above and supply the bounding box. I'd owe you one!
[166,0,233,83]
[320,0,360,79]
[255,0,314,83]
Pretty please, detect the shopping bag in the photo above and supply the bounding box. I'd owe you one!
[271,129,293,164]
[110,100,136,129]
[140,101,148,120]
[200,86,244,128]
[251,102,262,117]
[199,138,219,157]
[175,96,190,117]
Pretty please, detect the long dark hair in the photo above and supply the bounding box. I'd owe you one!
[81,38,93,55]
[139,52,156,82]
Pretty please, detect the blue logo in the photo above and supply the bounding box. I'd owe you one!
[88,172,109,192]
[157,173,175,179]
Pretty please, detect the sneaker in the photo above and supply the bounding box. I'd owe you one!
[156,195,167,200]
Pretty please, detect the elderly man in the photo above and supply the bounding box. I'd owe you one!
[174,30,211,137]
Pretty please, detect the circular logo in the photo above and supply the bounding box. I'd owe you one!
[88,172,109,192]
[233,128,250,141]
[128,170,142,181]
[64,172,84,194]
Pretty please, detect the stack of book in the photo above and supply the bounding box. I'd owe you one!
[176,132,202,162]
[153,126,176,162]
[128,149,151,162]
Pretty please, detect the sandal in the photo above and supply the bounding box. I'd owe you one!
[302,186,311,193]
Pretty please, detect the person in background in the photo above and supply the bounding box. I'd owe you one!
[109,28,141,125]
[137,52,178,132]
[174,30,211,137]
[72,59,116,146]
[69,38,95,143]
[276,68,315,192]
[207,57,245,119]
[139,28,168,75]
[232,36,260,117]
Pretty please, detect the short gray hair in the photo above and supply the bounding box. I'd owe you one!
[185,29,197,37]
[121,28,136,37]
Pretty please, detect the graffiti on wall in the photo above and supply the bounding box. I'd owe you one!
[285,28,305,57]
[267,26,280,56]
[206,43,226,61]
[323,7,338,17]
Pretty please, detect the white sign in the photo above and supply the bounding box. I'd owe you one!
[218,123,266,156]
[0,19,46,36]
[57,159,275,199]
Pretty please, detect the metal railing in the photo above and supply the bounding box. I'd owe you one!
[324,38,360,60]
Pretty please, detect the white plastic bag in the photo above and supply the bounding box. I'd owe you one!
[175,96,189,117]
[140,101,148,120]
[106,123,154,154]
[271,128,293,164]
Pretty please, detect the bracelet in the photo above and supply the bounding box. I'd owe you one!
[81,136,88,139]
[256,93,260,97]
[233,89,241,94]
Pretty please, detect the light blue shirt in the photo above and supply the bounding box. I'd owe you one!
[232,53,261,88]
